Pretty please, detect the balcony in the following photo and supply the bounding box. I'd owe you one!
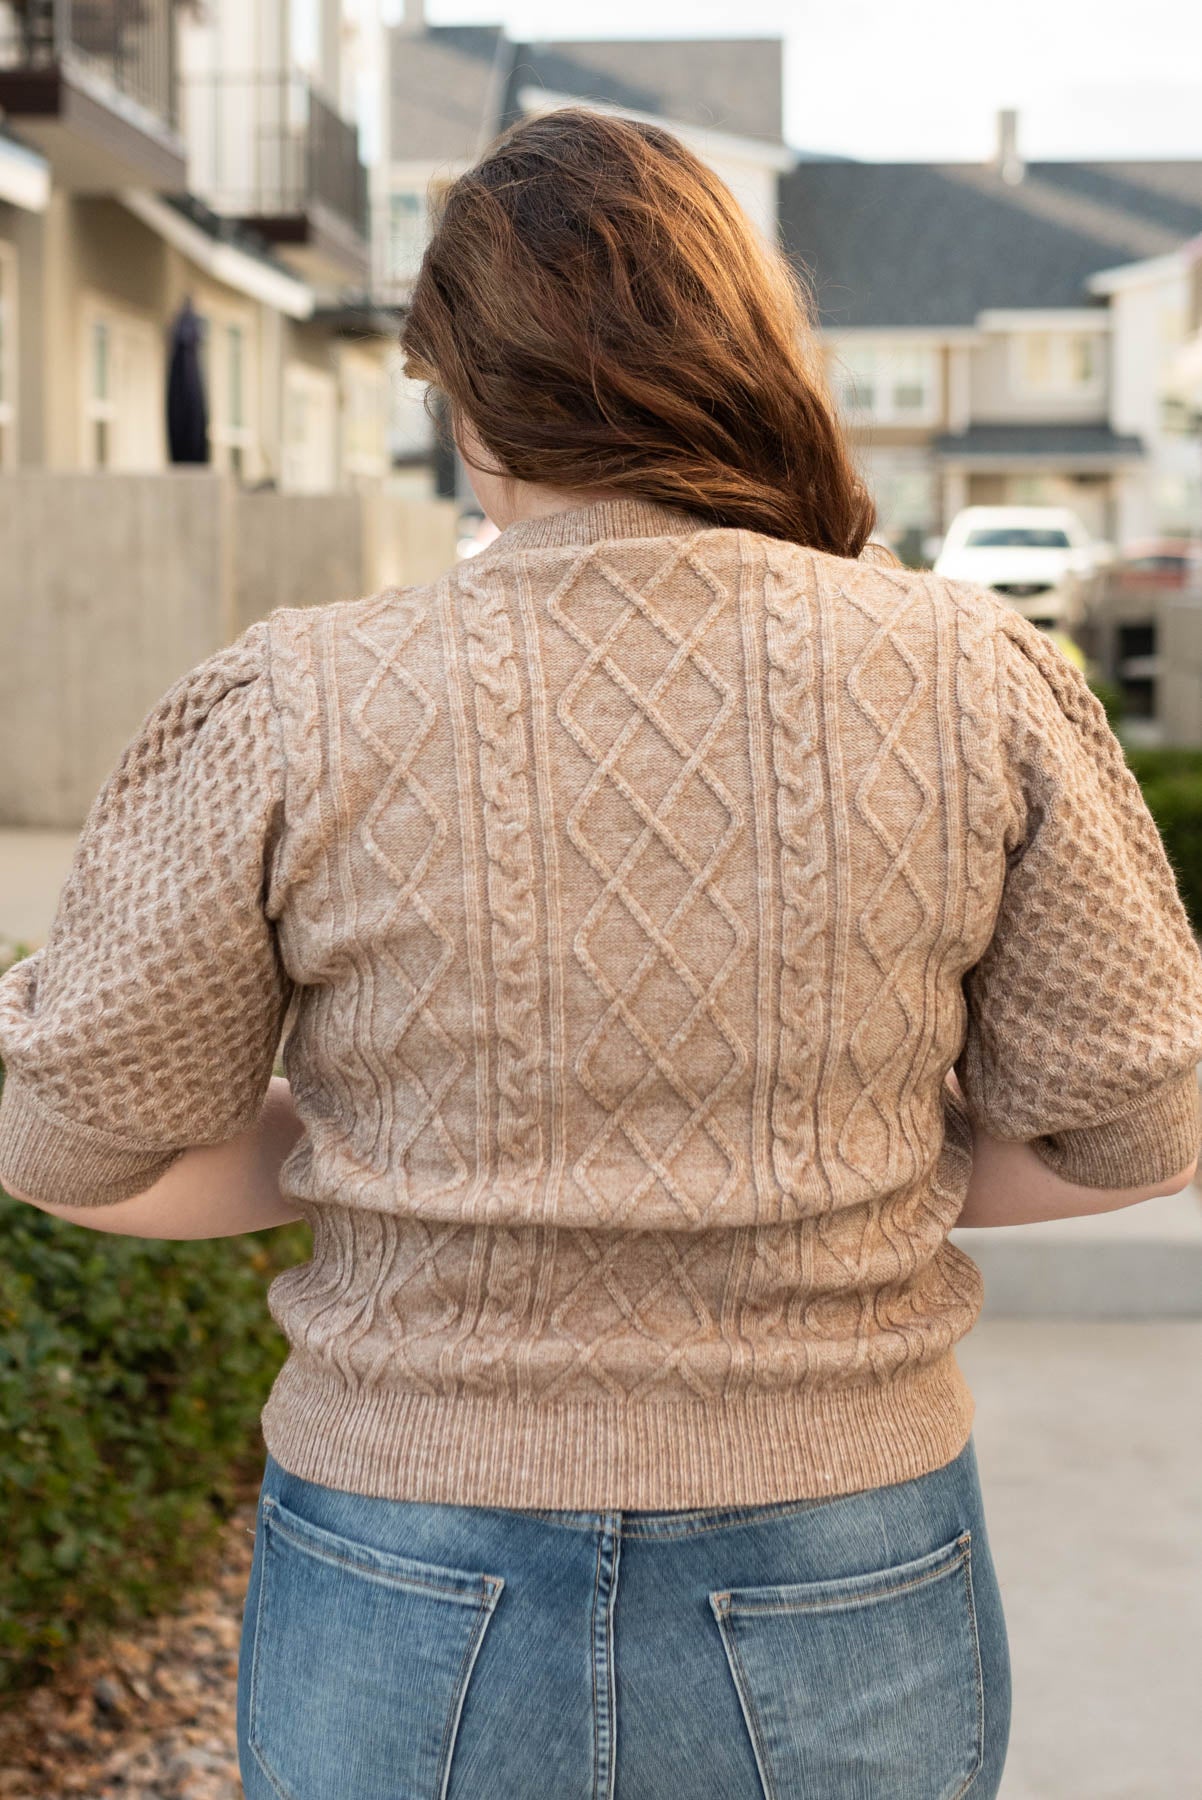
[0,0,185,190]
[183,72,369,289]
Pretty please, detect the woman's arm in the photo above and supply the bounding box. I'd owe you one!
[5,1078,307,1240]
[945,1068,1198,1229]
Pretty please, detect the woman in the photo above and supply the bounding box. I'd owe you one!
[2,108,1200,1800]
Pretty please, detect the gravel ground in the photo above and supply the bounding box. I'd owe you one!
[0,1486,258,1800]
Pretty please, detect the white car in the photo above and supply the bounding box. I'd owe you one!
[932,506,1104,630]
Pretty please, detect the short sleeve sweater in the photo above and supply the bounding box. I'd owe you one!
[2,495,1200,1509]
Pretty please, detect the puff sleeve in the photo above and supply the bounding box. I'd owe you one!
[954,605,1202,1189]
[0,619,295,1207]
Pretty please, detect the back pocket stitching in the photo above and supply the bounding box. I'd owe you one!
[434,1599,497,1800]
[711,1530,971,1618]
[948,1543,986,1799]
[709,1528,982,1800]
[248,1506,302,1800]
[714,1613,780,1800]
[248,1497,505,1800]
[261,1495,504,1606]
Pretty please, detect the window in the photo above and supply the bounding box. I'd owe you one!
[200,308,256,479]
[387,190,426,285]
[1016,330,1105,395]
[0,243,16,468]
[81,298,163,471]
[283,363,338,492]
[226,323,245,477]
[88,318,114,468]
[341,356,389,479]
[834,342,938,423]
[1023,334,1052,390]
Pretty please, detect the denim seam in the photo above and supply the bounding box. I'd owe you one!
[247,1501,300,1800]
[949,1537,987,1798]
[513,1496,840,1537]
[713,1612,777,1800]
[589,1526,604,1800]
[261,1496,503,1604]
[435,1601,491,1800]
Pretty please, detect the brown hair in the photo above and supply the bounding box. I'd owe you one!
[399,108,876,557]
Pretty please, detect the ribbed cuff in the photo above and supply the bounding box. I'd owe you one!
[0,1073,182,1207]
[1029,1067,1202,1189]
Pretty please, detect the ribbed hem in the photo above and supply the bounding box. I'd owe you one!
[477,496,715,556]
[0,1073,181,1207]
[1029,1067,1202,1189]
[259,1348,977,1510]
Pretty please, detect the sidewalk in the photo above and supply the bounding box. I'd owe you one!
[960,1321,1202,1799]
[0,827,78,951]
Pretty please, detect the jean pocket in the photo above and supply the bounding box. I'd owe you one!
[709,1529,984,1800]
[247,1494,504,1800]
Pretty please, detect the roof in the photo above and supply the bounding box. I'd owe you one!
[387,27,785,163]
[780,159,1202,330]
[933,423,1146,462]
[501,38,783,145]
[388,26,510,164]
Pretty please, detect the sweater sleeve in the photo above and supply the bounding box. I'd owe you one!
[0,619,295,1208]
[954,605,1202,1190]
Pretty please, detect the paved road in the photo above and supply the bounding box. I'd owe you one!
[960,1320,1201,1800]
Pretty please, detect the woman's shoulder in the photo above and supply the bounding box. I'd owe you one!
[722,527,1005,628]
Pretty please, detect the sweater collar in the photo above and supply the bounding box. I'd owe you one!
[478,494,716,555]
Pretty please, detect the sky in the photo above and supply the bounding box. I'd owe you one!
[396,0,1202,164]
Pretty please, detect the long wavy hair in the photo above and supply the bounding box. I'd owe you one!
[400,106,876,558]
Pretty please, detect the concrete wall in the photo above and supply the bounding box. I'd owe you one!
[0,471,228,826]
[0,473,461,825]
[363,486,459,590]
[234,489,365,632]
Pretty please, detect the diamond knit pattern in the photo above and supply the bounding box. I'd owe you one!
[2,499,1200,1508]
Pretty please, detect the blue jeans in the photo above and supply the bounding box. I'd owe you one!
[237,1432,1011,1799]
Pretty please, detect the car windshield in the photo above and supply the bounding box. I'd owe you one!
[963,527,1072,549]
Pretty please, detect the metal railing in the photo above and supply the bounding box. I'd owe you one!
[0,0,178,130]
[183,71,369,244]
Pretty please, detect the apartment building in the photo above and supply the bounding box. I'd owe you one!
[0,0,393,490]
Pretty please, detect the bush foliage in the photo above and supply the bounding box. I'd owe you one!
[0,1051,311,1697]
[1120,745,1202,935]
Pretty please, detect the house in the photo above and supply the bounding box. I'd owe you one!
[0,0,395,490]
[1085,234,1202,540]
[377,8,797,484]
[779,114,1202,560]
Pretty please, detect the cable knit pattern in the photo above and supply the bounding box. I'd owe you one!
[2,496,1200,1509]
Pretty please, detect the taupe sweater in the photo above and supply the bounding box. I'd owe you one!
[3,496,1201,1509]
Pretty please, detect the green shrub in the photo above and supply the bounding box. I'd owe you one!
[0,1069,311,1696]
[1087,674,1127,734]
[1121,747,1202,934]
